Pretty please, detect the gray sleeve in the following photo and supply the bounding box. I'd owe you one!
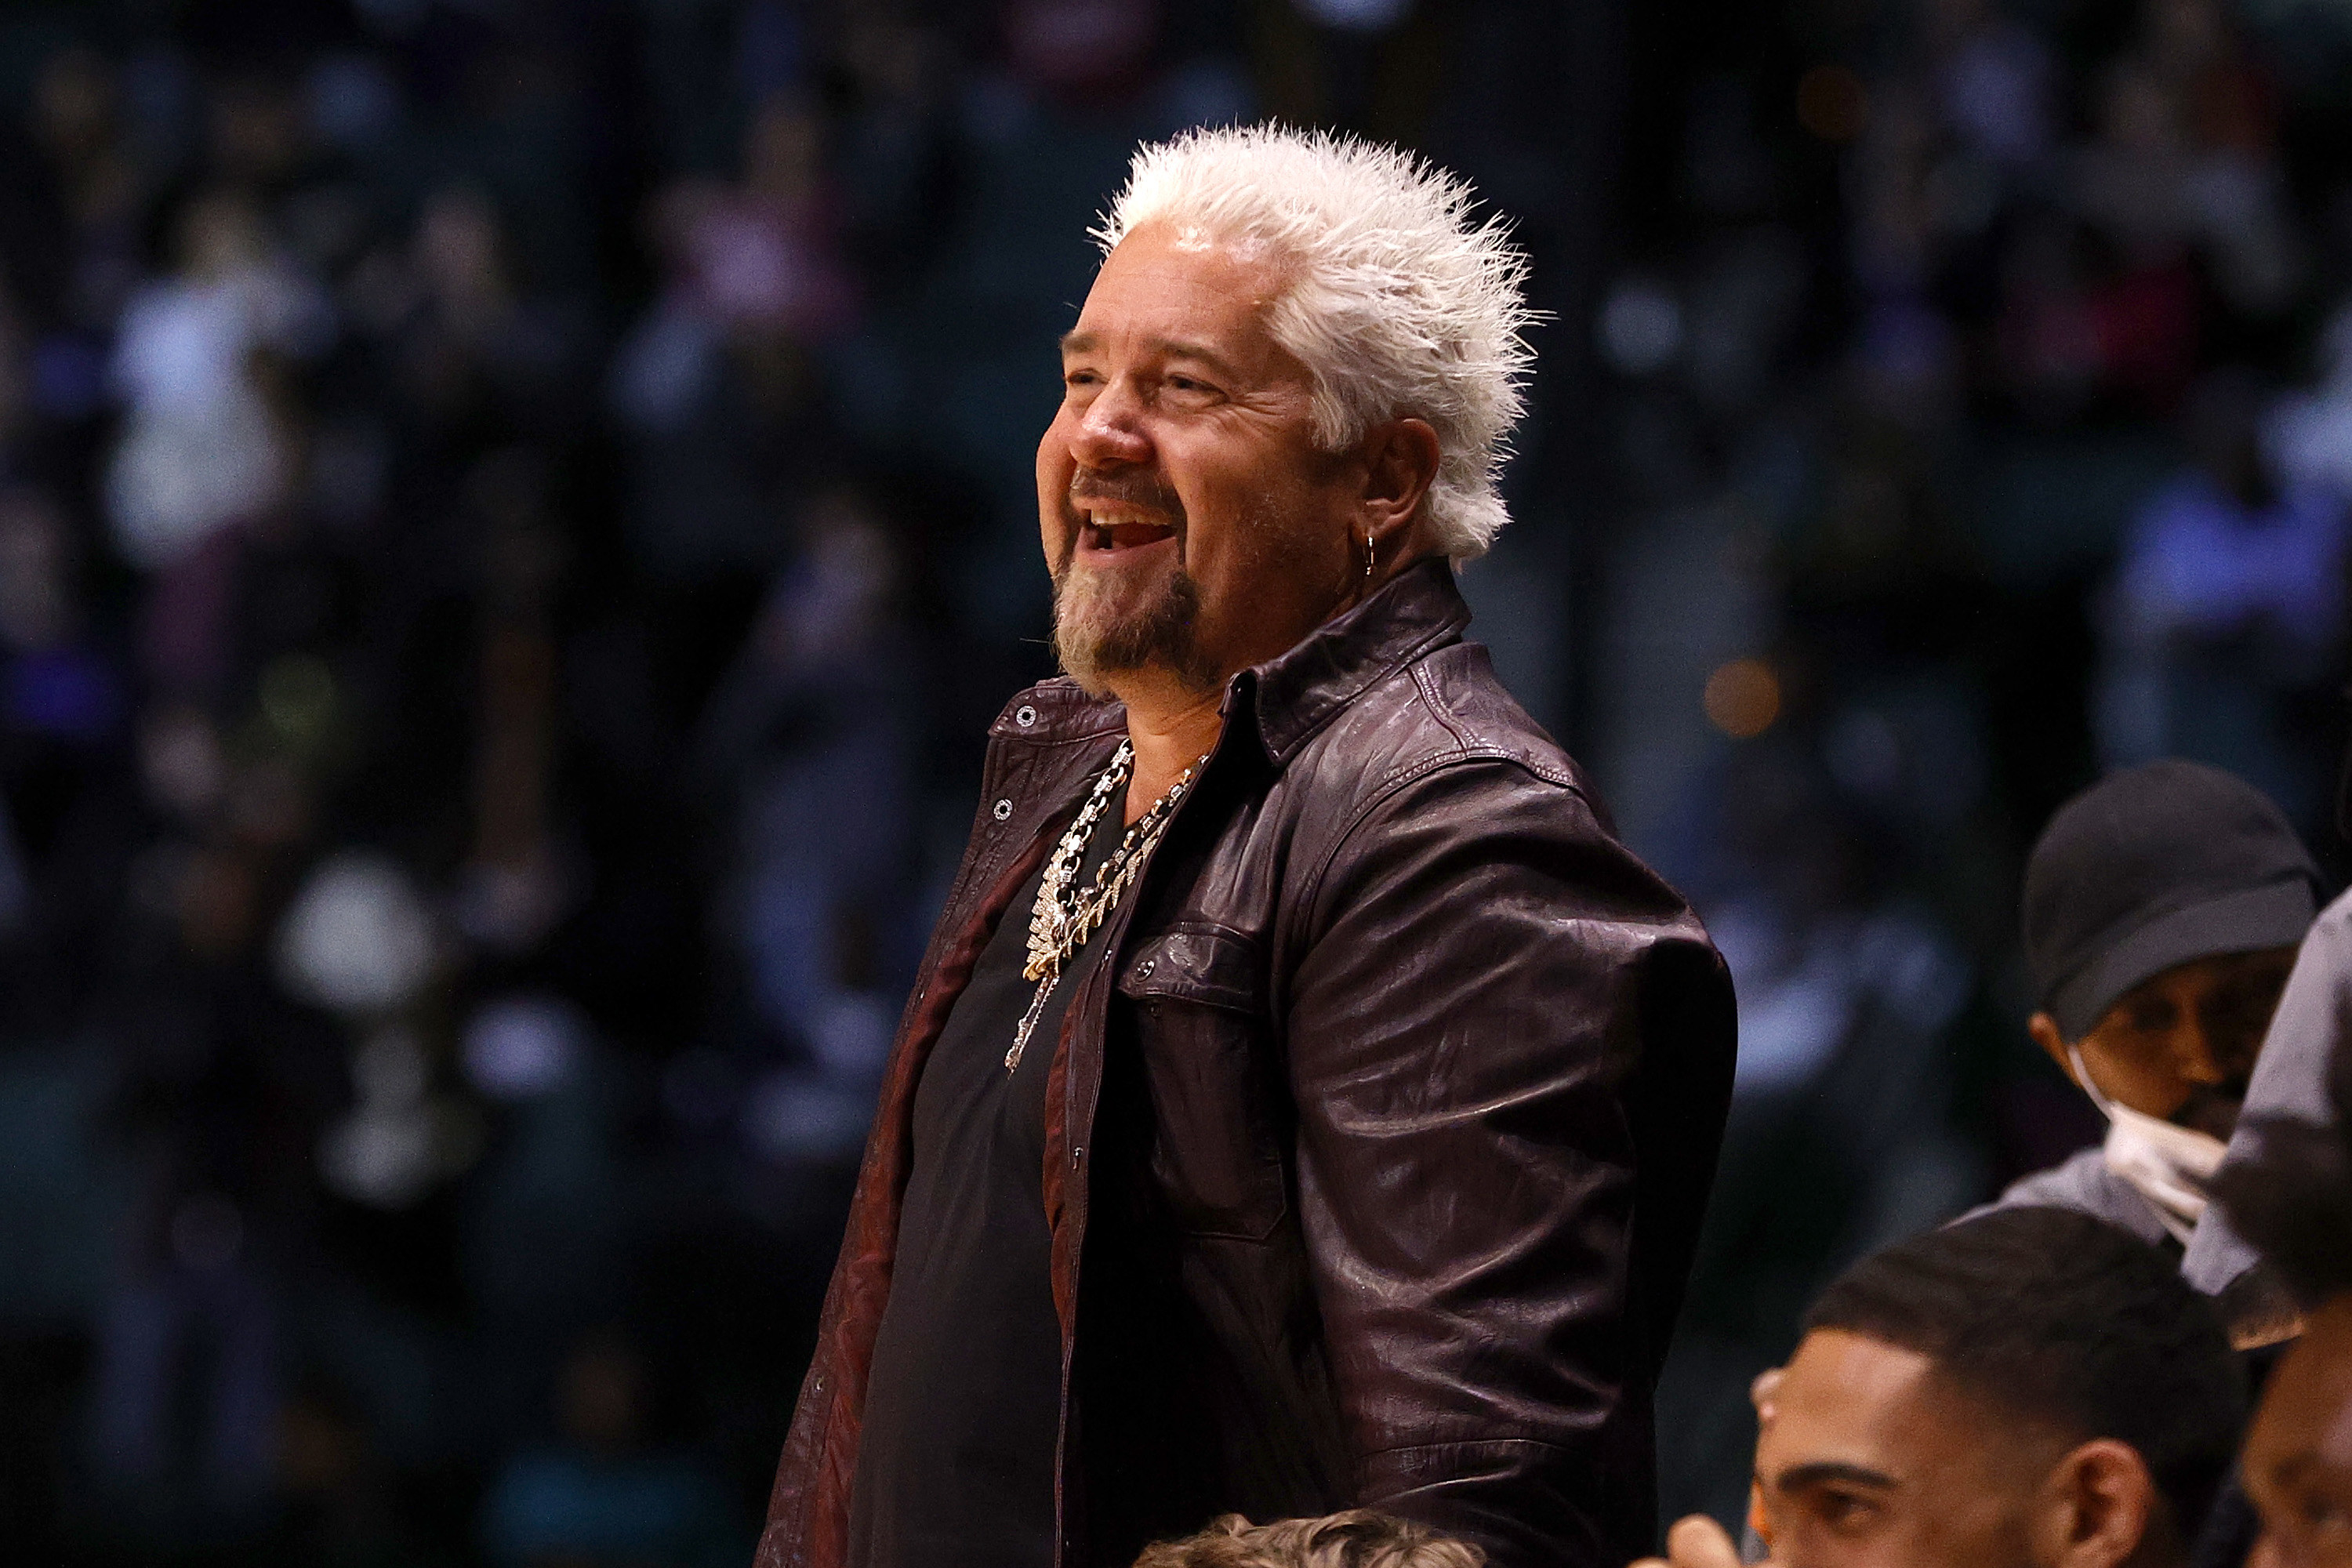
[2183,888,2352,1293]
[1975,1147,2176,1250]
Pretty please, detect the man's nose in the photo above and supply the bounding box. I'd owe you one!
[1066,377,1152,467]
[2172,1015,2230,1087]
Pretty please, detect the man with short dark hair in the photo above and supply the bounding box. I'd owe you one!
[1639,1208,2247,1568]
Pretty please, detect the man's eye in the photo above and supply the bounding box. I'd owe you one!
[2209,988,2282,1031]
[1166,375,1215,395]
[1819,1494,1878,1534]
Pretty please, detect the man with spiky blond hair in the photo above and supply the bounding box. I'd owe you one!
[757,125,1737,1568]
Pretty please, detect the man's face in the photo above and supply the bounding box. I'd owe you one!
[1752,1330,2061,1568]
[2243,1294,2352,1568]
[1037,223,1365,697]
[2069,946,2299,1138]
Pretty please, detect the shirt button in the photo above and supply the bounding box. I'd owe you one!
[993,798,1013,821]
[1014,704,1037,728]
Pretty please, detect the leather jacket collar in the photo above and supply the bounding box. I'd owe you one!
[1005,556,1473,766]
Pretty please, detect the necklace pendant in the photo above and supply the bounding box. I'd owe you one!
[1006,968,1056,1075]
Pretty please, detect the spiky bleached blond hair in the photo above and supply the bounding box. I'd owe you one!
[1094,125,1536,563]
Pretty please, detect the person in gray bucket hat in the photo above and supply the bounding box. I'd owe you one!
[1993,759,2322,1254]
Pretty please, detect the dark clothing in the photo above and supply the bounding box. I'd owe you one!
[760,560,1739,1568]
[847,789,1127,1568]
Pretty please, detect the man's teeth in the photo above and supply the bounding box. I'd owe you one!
[1083,516,1174,548]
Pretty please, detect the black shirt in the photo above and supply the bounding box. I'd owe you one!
[847,788,1128,1568]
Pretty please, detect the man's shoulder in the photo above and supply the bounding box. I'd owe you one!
[1987,1147,2174,1248]
[1290,637,1596,817]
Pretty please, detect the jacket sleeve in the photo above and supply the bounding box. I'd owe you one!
[1283,759,1735,1568]
[2185,887,2352,1294]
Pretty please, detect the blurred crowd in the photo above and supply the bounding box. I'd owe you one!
[0,1,1201,1560]
[0,0,2344,1564]
[1610,0,2352,1526]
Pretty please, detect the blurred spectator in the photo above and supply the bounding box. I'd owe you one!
[832,15,958,289]
[1924,0,2055,170]
[453,448,574,955]
[270,1373,435,1568]
[1994,761,2315,1254]
[86,827,342,1533]
[2098,372,2349,821]
[693,483,918,1159]
[106,187,332,572]
[611,98,858,583]
[12,47,147,350]
[0,485,130,1021]
[2264,303,2352,501]
[480,1327,745,1568]
[347,185,582,455]
[681,97,858,343]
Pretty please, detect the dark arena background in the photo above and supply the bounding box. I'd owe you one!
[0,0,2344,1562]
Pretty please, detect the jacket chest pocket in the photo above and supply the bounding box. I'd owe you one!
[1117,928,1289,1243]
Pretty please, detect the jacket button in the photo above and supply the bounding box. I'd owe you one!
[1135,959,1155,979]
[993,798,1013,821]
[1014,704,1037,728]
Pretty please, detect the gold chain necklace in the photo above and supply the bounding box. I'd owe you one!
[1005,739,1203,1075]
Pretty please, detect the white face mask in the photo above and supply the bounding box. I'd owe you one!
[2069,1045,2229,1244]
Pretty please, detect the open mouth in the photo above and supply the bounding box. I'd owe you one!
[1076,514,1179,556]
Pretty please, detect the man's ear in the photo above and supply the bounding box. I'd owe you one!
[2030,1012,2078,1086]
[2031,1439,2160,1568]
[1356,417,1440,549]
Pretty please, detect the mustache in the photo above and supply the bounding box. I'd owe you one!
[2172,1082,2249,1138]
[1068,471,1186,526]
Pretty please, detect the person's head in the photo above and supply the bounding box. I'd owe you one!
[2022,761,2317,1137]
[1132,1511,1483,1568]
[2215,1042,2352,1566]
[2183,368,2274,508]
[1038,125,1534,702]
[558,1327,648,1454]
[177,187,266,282]
[1753,1208,2245,1568]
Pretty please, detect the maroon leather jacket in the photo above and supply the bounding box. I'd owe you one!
[757,559,1737,1568]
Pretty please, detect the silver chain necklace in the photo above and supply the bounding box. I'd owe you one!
[1005,739,1203,1075]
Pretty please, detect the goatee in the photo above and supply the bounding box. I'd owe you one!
[1051,557,1213,696]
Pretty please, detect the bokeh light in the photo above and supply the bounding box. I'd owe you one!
[1704,658,1781,739]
